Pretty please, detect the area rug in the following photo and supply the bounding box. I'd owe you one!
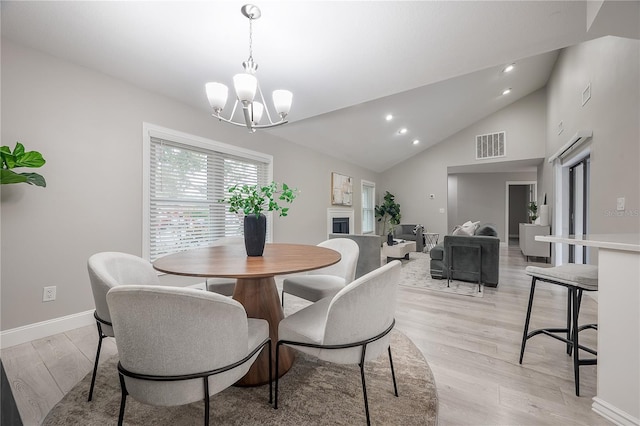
[42,331,437,426]
[395,252,484,297]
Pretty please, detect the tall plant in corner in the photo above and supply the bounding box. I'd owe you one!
[375,191,401,241]
[0,142,46,187]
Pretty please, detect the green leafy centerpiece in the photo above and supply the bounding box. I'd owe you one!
[0,142,46,187]
[219,181,297,256]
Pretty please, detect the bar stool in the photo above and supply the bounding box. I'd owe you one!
[519,264,598,396]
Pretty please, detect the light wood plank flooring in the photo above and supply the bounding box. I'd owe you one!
[1,244,607,425]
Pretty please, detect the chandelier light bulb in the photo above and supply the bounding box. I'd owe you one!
[205,82,229,111]
[412,139,420,145]
[385,114,393,121]
[502,88,512,96]
[273,90,293,116]
[399,128,408,134]
[233,73,258,103]
[251,102,264,124]
[503,64,515,73]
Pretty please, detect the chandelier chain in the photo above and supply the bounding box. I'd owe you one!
[248,16,254,61]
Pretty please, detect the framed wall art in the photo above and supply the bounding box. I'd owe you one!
[331,172,353,206]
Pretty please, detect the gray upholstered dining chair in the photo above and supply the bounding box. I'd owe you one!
[281,238,359,307]
[87,251,160,401]
[106,285,271,426]
[205,236,245,296]
[275,260,401,425]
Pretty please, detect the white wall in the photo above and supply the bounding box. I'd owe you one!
[381,88,547,237]
[0,40,380,331]
[448,172,537,240]
[542,36,640,236]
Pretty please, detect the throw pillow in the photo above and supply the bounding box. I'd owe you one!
[452,225,473,236]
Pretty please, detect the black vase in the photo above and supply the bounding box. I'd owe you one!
[387,233,394,246]
[244,214,267,256]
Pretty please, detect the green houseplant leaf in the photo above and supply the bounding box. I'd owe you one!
[219,181,297,218]
[0,142,47,187]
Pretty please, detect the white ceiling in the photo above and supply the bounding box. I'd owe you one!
[2,1,635,172]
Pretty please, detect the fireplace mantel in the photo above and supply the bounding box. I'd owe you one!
[327,208,354,236]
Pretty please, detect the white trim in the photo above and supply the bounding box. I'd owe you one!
[0,310,95,349]
[327,208,355,237]
[592,397,639,426]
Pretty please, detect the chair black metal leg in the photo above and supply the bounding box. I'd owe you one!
[274,342,281,409]
[117,373,128,426]
[88,321,104,402]
[268,340,273,404]
[281,290,285,307]
[203,377,210,426]
[519,277,537,364]
[359,344,371,426]
[571,288,581,396]
[566,287,572,355]
[387,346,399,397]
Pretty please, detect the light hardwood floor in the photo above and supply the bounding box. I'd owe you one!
[1,244,608,425]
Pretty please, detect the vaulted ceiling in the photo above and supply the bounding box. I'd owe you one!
[2,1,636,172]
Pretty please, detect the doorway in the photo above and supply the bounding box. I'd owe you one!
[505,181,537,247]
[569,157,590,263]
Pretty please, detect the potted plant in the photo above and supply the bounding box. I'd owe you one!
[528,201,538,223]
[0,142,46,187]
[219,181,297,256]
[375,191,401,246]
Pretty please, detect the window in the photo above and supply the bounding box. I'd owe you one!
[361,180,376,234]
[143,124,272,261]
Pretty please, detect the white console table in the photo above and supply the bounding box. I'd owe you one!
[537,233,640,425]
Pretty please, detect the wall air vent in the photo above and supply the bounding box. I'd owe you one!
[476,131,506,159]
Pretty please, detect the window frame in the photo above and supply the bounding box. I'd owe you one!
[361,179,376,235]
[142,123,273,261]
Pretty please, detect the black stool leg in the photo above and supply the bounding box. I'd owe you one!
[519,277,537,364]
[566,287,572,355]
[571,287,581,396]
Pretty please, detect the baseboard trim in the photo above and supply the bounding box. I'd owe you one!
[0,310,95,349]
[593,397,639,426]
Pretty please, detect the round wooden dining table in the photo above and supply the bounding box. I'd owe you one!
[152,243,341,386]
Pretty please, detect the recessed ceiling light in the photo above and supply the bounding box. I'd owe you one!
[412,139,420,145]
[398,128,408,134]
[385,114,393,121]
[502,88,512,96]
[503,64,515,73]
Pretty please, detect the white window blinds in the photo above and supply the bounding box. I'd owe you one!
[145,131,271,261]
[361,180,376,234]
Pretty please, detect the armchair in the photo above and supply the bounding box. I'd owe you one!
[393,224,424,252]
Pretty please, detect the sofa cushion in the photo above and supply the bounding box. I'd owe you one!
[475,224,498,237]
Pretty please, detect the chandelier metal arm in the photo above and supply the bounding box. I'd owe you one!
[211,112,288,131]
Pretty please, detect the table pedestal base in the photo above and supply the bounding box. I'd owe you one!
[233,276,295,386]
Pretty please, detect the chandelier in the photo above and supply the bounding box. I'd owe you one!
[205,4,293,133]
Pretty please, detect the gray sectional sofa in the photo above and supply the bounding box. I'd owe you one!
[429,223,500,287]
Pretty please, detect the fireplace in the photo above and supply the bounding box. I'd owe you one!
[327,208,354,236]
[332,217,349,234]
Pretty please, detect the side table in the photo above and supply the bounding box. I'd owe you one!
[423,233,440,253]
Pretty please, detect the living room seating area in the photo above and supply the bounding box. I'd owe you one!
[429,223,500,287]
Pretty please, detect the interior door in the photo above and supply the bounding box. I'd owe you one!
[569,157,590,263]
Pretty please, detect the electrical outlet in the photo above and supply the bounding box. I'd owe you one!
[617,197,625,211]
[43,286,56,302]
